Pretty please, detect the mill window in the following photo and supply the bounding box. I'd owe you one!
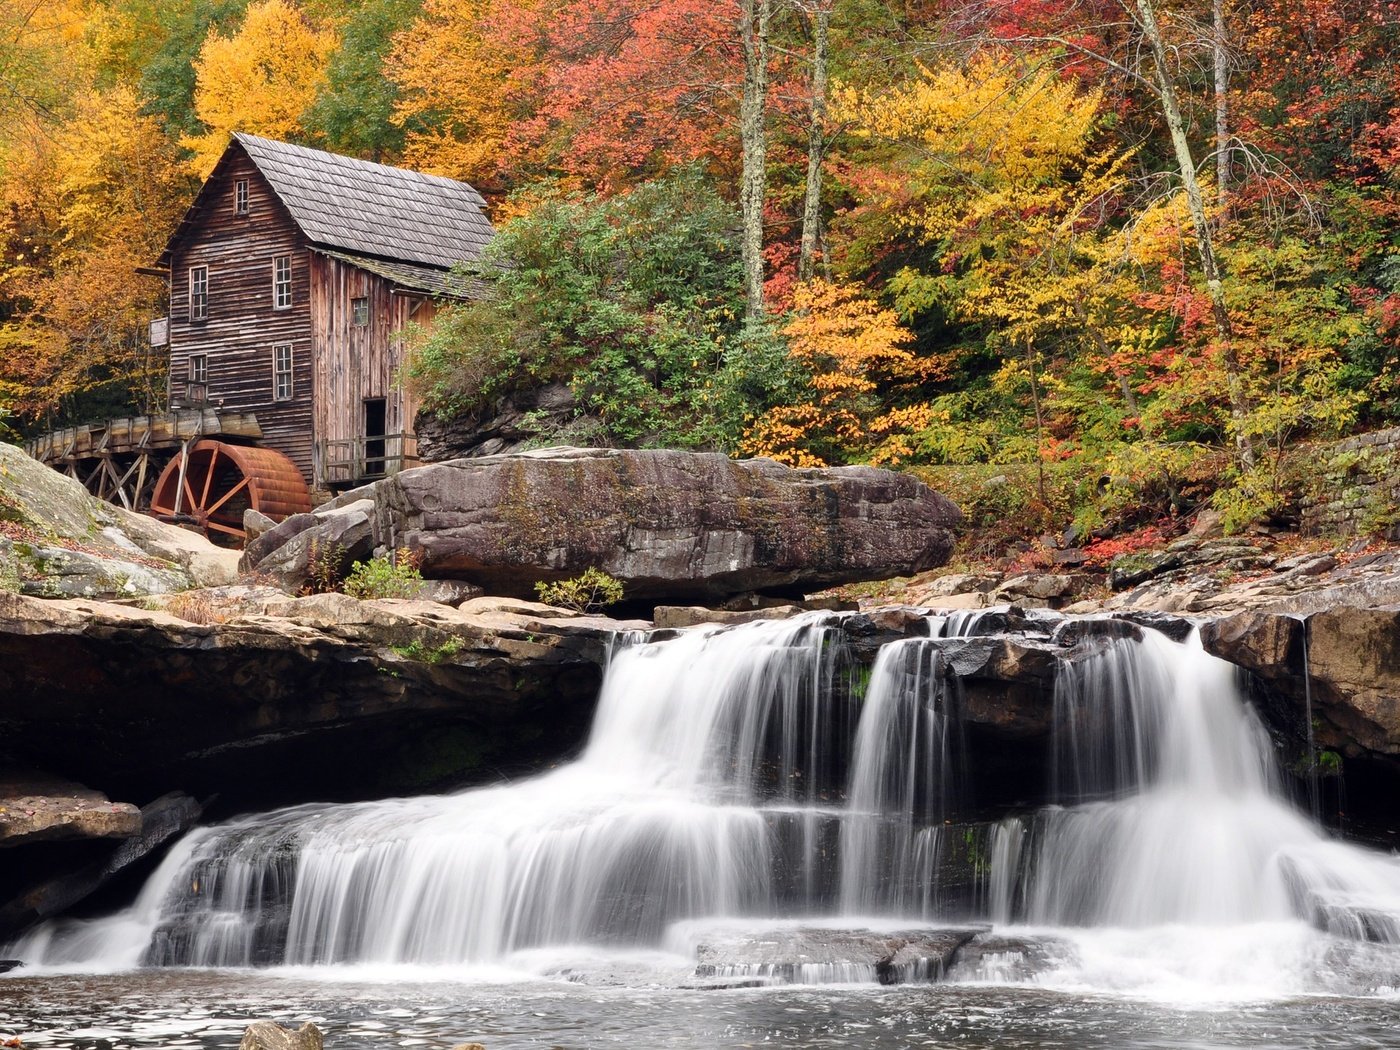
[352,297,370,326]
[273,344,294,401]
[273,256,292,309]
[189,265,208,322]
[188,354,208,402]
[234,179,249,216]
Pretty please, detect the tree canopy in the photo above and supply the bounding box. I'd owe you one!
[1,0,1398,533]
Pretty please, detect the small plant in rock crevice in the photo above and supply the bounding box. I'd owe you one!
[344,547,425,600]
[304,539,347,595]
[534,567,624,613]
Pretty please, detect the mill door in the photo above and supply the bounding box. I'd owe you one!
[363,398,387,478]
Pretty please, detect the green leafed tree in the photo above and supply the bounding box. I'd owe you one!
[405,169,800,450]
[305,0,423,160]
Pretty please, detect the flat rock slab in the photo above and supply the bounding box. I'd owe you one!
[0,792,201,937]
[0,793,140,847]
[693,925,985,984]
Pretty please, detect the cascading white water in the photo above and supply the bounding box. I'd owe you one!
[11,611,1400,992]
[838,639,960,916]
[13,615,857,969]
[1014,629,1400,935]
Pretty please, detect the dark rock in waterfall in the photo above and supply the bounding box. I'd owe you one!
[238,1021,324,1050]
[0,792,202,938]
[944,932,1078,983]
[1111,610,1195,643]
[244,447,962,603]
[1201,608,1400,761]
[1052,616,1144,648]
[0,959,19,973]
[1200,607,1400,826]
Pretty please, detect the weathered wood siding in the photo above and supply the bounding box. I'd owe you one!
[309,254,437,481]
[168,147,315,477]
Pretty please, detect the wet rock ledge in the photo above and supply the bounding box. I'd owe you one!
[0,588,624,812]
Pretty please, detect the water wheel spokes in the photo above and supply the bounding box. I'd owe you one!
[151,439,311,547]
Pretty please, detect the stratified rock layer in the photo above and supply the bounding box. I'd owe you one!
[242,447,962,602]
[0,588,622,810]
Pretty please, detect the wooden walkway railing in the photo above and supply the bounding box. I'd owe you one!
[316,434,419,486]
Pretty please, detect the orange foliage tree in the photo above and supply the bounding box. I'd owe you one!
[741,279,943,466]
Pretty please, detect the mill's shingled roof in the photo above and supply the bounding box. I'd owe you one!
[159,134,494,282]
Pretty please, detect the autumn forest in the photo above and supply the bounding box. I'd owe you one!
[1,0,1398,538]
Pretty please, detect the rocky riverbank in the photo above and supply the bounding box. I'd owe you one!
[8,436,1400,943]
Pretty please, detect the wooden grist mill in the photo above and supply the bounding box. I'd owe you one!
[23,133,493,547]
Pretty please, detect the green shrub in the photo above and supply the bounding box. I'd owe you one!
[534,567,625,613]
[305,539,347,595]
[344,547,424,600]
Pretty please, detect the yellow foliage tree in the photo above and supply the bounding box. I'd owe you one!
[832,56,1147,470]
[1,85,190,421]
[388,0,551,185]
[741,280,933,467]
[183,0,338,177]
[836,56,1131,345]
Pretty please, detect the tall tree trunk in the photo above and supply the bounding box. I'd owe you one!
[1132,0,1254,468]
[797,0,831,283]
[740,0,771,322]
[1214,0,1229,205]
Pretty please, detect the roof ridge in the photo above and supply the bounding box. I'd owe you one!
[232,132,485,199]
[223,133,495,272]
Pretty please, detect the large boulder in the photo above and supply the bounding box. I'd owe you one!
[0,442,239,597]
[244,447,961,603]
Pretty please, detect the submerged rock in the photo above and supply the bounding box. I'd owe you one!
[239,1021,323,1050]
[944,932,1077,983]
[242,447,961,603]
[692,925,984,985]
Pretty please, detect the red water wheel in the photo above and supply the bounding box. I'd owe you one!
[150,440,311,546]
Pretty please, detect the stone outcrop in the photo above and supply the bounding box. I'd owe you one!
[415,382,592,461]
[241,447,961,604]
[0,775,140,847]
[1201,608,1400,764]
[0,791,201,938]
[0,587,632,810]
[0,442,239,598]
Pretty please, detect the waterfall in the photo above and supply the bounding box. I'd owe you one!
[11,612,1400,982]
[838,639,961,916]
